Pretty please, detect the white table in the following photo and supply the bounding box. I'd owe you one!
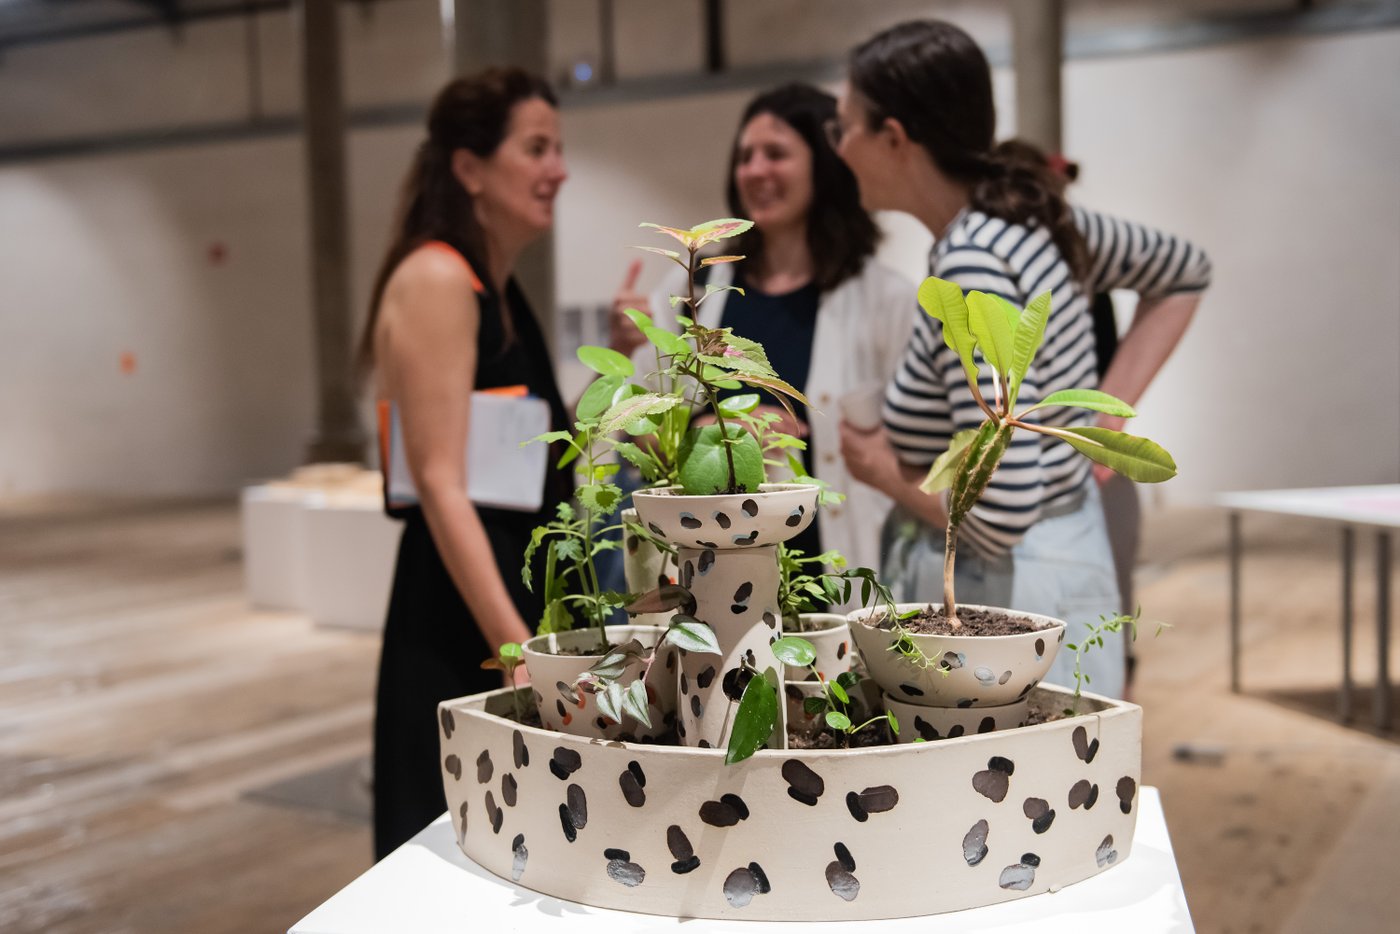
[290,787,1192,933]
[1217,485,1399,729]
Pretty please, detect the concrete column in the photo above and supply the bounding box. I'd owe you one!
[298,0,366,463]
[448,0,556,349]
[1010,0,1064,153]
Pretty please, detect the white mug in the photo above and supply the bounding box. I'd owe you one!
[837,383,886,432]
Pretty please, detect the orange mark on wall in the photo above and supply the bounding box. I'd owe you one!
[119,351,137,375]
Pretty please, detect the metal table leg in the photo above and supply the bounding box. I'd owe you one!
[1378,531,1392,732]
[1341,526,1354,721]
[1229,511,1242,693]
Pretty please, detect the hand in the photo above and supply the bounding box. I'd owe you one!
[838,420,903,495]
[609,260,650,357]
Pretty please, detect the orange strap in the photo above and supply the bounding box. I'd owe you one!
[418,240,486,294]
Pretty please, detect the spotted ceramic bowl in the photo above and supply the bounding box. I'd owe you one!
[786,613,852,679]
[522,625,677,741]
[848,604,1065,708]
[631,483,819,550]
[883,692,1030,744]
[438,682,1141,921]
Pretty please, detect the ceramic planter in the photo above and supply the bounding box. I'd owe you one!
[438,682,1142,921]
[787,612,852,679]
[522,625,676,741]
[632,483,819,749]
[620,507,678,627]
[848,603,1065,709]
[883,692,1030,744]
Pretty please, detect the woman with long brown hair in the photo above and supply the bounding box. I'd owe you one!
[362,68,571,858]
[833,20,1211,698]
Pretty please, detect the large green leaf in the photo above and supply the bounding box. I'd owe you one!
[1055,427,1178,483]
[1009,290,1052,408]
[718,393,761,417]
[577,375,623,420]
[917,276,980,390]
[966,291,1014,380]
[643,326,690,357]
[577,481,623,517]
[577,345,634,377]
[770,636,816,668]
[599,392,681,435]
[1035,389,1137,418]
[664,617,721,654]
[623,307,653,330]
[689,217,754,247]
[919,427,979,494]
[677,423,764,495]
[725,667,779,765]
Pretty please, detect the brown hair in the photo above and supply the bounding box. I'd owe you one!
[723,83,880,292]
[357,67,557,373]
[848,20,1087,278]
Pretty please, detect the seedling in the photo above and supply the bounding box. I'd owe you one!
[1062,609,1171,715]
[917,277,1178,627]
[480,642,527,723]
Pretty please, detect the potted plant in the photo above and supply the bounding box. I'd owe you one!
[849,277,1177,741]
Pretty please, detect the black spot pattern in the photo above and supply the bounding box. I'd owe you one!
[558,804,577,842]
[898,682,924,698]
[680,672,689,695]
[723,863,770,907]
[626,534,640,555]
[457,801,468,841]
[825,843,859,901]
[999,861,1036,891]
[681,559,694,588]
[679,512,702,529]
[939,651,964,672]
[733,530,759,546]
[699,549,716,574]
[1034,637,1046,658]
[973,757,1015,802]
[1023,797,1055,833]
[763,611,777,629]
[731,581,753,614]
[475,750,492,783]
[914,715,940,741]
[605,848,646,887]
[511,833,528,881]
[1072,725,1100,763]
[555,700,566,719]
[781,759,825,806]
[444,754,462,781]
[837,641,848,659]
[501,773,518,807]
[741,499,759,517]
[512,730,529,769]
[1096,834,1118,867]
[485,791,503,834]
[440,708,455,739]
[963,820,989,866]
[1069,779,1099,810]
[978,716,997,734]
[998,670,1012,685]
[785,506,805,527]
[550,747,582,781]
[714,511,731,529]
[1117,776,1137,814]
[667,824,700,874]
[647,521,664,537]
[845,786,898,822]
[699,793,750,827]
[619,761,646,807]
[690,694,703,718]
[696,665,717,689]
[567,784,588,829]
[957,698,978,708]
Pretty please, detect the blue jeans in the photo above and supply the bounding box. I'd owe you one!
[880,483,1125,698]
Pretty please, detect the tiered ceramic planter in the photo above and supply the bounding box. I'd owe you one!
[522,625,677,741]
[848,603,1065,744]
[783,612,854,736]
[630,483,819,749]
[438,682,1142,921]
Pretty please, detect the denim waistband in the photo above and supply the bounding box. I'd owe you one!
[1040,485,1088,521]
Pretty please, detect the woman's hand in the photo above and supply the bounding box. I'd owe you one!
[609,259,650,357]
[838,420,903,495]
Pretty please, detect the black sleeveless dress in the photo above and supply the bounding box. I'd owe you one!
[372,245,571,859]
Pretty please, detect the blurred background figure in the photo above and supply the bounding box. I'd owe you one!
[360,68,571,859]
[609,82,914,575]
[833,20,1210,699]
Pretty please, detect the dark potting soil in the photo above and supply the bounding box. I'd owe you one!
[787,720,895,749]
[887,604,1041,637]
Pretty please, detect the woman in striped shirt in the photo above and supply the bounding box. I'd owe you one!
[830,20,1211,697]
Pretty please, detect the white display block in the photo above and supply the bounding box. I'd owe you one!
[290,788,1193,933]
[241,485,322,610]
[302,495,400,632]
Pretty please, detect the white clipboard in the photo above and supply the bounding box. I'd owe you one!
[380,391,553,513]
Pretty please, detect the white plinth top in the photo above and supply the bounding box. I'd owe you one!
[290,787,1192,934]
[1215,484,1400,529]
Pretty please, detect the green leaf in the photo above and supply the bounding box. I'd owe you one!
[966,291,1014,378]
[829,680,850,704]
[1034,389,1137,418]
[643,326,689,357]
[1009,290,1052,407]
[677,423,765,495]
[689,217,754,246]
[587,639,646,682]
[917,276,979,390]
[738,374,810,409]
[612,441,662,477]
[623,307,653,330]
[577,374,623,420]
[700,254,745,266]
[835,671,860,690]
[887,711,899,735]
[577,482,623,517]
[1053,427,1178,483]
[725,668,779,765]
[625,585,696,616]
[638,222,695,245]
[525,430,572,447]
[803,696,828,715]
[770,636,816,668]
[577,345,634,377]
[634,244,683,259]
[599,391,681,435]
[919,427,979,494]
[556,430,585,469]
[825,711,852,731]
[499,642,522,659]
[718,393,761,417]
[663,617,721,654]
[622,679,653,728]
[596,681,625,722]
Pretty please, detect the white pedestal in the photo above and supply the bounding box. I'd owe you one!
[241,485,321,610]
[290,788,1193,933]
[302,495,401,632]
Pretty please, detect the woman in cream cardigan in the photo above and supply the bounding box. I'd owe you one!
[610,83,913,576]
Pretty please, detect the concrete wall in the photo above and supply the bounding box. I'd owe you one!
[0,3,1394,502]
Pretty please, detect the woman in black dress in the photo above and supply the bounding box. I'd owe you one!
[359,69,572,859]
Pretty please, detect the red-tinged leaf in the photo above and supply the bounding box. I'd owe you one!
[638,223,694,246]
[700,254,745,266]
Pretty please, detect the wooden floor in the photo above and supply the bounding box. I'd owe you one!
[1,497,1396,933]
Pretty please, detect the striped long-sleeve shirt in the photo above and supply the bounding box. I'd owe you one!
[883,205,1212,558]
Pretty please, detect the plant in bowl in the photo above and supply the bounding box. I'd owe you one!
[849,276,1178,736]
